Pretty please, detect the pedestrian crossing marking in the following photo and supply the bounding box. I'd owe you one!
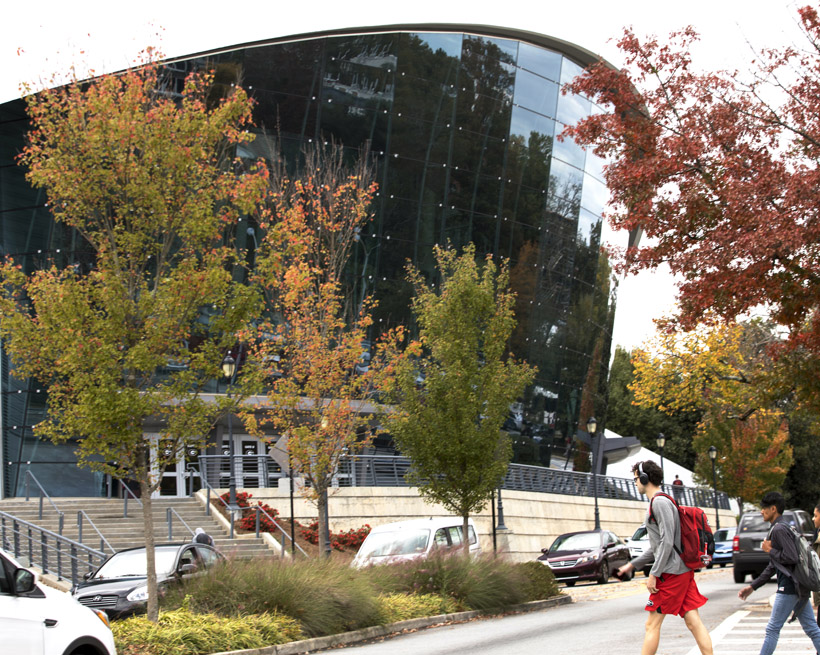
[686,608,820,654]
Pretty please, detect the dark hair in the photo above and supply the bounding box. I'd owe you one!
[761,491,785,515]
[632,460,663,486]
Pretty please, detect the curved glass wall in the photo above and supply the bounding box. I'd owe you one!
[0,28,615,495]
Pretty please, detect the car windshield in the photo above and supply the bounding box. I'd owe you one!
[714,528,736,541]
[93,547,179,579]
[356,529,431,559]
[550,533,601,553]
[631,526,648,541]
[740,515,769,533]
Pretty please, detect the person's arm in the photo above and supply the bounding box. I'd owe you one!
[769,522,798,567]
[629,543,654,571]
[648,496,679,576]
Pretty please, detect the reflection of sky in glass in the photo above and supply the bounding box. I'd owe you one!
[517,43,562,82]
[581,174,609,217]
[548,159,583,220]
[585,151,606,183]
[556,91,591,129]
[553,132,586,170]
[513,68,558,118]
[411,33,463,59]
[509,106,555,143]
[578,207,602,245]
[560,58,584,86]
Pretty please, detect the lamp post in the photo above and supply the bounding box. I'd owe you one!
[656,433,666,474]
[587,417,600,530]
[222,354,238,536]
[708,446,720,530]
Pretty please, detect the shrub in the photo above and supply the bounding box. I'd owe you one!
[112,602,302,655]
[515,561,560,601]
[163,556,381,637]
[299,520,371,551]
[376,593,458,623]
[363,552,533,611]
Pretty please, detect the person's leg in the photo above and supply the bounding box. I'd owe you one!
[795,598,820,651]
[760,593,797,655]
[683,609,714,655]
[642,611,666,655]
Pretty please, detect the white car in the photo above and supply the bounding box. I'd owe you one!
[0,548,117,655]
[625,524,652,576]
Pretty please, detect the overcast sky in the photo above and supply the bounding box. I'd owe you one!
[1,0,805,353]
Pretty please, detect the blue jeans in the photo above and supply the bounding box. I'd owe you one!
[760,592,820,655]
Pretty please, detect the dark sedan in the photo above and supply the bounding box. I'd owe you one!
[537,529,632,586]
[72,543,223,618]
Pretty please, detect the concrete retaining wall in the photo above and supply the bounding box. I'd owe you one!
[214,484,736,562]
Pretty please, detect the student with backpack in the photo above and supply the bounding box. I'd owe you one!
[738,491,820,655]
[615,460,713,655]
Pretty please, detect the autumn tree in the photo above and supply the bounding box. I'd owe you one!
[385,244,535,548]
[630,321,793,505]
[245,142,405,556]
[564,5,820,416]
[1,56,268,620]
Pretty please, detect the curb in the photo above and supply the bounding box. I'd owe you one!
[211,594,572,655]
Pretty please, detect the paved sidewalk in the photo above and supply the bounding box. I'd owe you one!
[686,602,820,654]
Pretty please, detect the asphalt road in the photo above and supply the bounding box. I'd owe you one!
[317,567,778,654]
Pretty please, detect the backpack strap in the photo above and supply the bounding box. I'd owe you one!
[648,492,679,524]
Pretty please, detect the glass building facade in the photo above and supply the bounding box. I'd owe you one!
[0,26,616,497]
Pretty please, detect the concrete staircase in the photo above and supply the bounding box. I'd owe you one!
[0,496,276,559]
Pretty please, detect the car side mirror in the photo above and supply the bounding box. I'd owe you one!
[178,563,196,575]
[541,548,549,554]
[13,568,36,594]
[83,571,93,581]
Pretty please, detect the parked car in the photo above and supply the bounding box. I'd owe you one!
[0,547,117,655]
[707,526,736,568]
[72,543,223,618]
[625,524,652,576]
[732,509,814,583]
[351,517,481,568]
[537,529,632,586]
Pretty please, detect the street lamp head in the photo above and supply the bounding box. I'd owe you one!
[656,433,666,449]
[222,354,236,380]
[708,445,718,460]
[586,417,597,435]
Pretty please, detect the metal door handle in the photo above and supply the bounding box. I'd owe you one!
[44,618,58,627]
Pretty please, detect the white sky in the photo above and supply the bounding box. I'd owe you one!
[1,0,806,353]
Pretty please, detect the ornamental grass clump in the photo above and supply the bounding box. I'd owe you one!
[163,555,381,637]
[376,592,459,623]
[112,602,302,655]
[364,551,546,611]
[515,560,560,601]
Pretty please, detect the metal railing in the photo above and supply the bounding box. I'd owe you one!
[76,510,116,555]
[251,505,309,558]
[23,470,65,533]
[1,511,106,586]
[166,507,194,541]
[189,464,236,538]
[198,454,284,490]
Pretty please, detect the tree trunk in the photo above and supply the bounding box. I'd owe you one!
[318,487,331,557]
[137,447,159,622]
[462,514,471,555]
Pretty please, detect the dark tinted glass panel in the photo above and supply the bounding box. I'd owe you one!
[517,43,562,82]
[409,33,463,59]
[578,208,602,247]
[548,159,583,221]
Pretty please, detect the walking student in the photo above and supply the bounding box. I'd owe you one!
[616,460,713,655]
[738,492,820,654]
[813,502,820,623]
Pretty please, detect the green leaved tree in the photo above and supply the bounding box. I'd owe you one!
[0,54,268,620]
[385,244,535,549]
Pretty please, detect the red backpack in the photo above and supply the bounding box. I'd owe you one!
[649,492,716,570]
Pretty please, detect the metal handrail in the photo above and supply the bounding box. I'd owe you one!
[77,510,116,555]
[187,464,235,538]
[1,510,106,586]
[114,478,143,518]
[23,470,65,533]
[252,505,309,558]
[166,507,194,541]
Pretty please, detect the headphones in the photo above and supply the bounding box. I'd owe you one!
[637,462,649,486]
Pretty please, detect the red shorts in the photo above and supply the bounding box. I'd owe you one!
[644,570,707,616]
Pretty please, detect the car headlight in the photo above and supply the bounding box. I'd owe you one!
[126,585,148,602]
[92,609,111,628]
[576,550,598,564]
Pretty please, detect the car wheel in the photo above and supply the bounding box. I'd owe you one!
[706,563,713,569]
[565,580,576,587]
[733,568,746,583]
[597,560,609,584]
[720,563,726,568]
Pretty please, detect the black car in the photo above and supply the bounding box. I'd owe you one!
[537,529,632,586]
[72,543,223,618]
[732,509,814,583]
